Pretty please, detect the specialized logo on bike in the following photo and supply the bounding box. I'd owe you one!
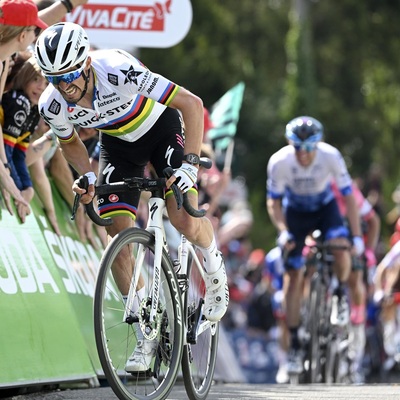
[150,203,158,220]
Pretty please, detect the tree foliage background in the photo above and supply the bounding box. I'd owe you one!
[140,0,400,250]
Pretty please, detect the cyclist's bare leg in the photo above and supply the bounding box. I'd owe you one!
[105,214,145,296]
[329,237,352,327]
[166,190,229,321]
[285,268,305,328]
[328,237,352,283]
[285,267,305,374]
[348,270,366,309]
[348,269,367,380]
[166,190,213,248]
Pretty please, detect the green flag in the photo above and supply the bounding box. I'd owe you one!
[207,82,245,150]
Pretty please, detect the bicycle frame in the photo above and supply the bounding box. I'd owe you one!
[123,192,210,343]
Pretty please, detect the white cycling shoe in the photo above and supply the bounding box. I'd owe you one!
[330,295,350,327]
[203,257,229,322]
[125,338,158,373]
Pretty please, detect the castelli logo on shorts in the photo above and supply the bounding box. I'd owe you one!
[109,194,119,203]
[67,1,173,32]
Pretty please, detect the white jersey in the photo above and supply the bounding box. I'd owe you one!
[267,142,352,212]
[39,49,180,143]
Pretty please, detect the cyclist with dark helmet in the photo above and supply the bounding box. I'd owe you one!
[266,116,364,375]
[34,22,229,373]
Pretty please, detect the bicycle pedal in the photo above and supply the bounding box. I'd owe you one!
[128,369,153,379]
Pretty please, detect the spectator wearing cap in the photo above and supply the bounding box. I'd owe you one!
[0,0,89,215]
[0,0,47,212]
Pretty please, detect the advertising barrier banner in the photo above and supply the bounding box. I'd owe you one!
[0,185,101,387]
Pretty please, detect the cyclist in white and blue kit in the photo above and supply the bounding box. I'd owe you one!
[266,116,364,374]
[34,22,229,373]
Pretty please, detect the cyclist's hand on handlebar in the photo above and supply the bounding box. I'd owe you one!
[277,230,295,250]
[166,163,198,193]
[73,172,97,204]
[352,235,365,257]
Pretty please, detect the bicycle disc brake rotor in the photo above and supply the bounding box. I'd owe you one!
[138,298,163,340]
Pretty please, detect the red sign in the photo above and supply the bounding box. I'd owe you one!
[66,0,193,49]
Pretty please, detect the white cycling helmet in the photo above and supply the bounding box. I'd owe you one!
[35,22,90,74]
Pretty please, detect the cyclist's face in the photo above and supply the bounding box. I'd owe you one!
[47,58,90,103]
[294,147,316,167]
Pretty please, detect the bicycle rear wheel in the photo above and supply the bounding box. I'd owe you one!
[181,250,219,400]
[94,228,184,400]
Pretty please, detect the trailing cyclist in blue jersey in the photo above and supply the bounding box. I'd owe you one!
[34,22,229,373]
[266,116,364,375]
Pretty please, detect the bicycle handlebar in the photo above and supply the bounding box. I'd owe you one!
[71,158,212,226]
[309,242,352,252]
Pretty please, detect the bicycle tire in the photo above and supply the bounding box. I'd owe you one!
[94,228,184,400]
[305,272,323,383]
[181,250,219,400]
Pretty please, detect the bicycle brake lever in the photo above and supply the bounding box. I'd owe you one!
[71,194,81,220]
[163,167,183,210]
[172,184,183,210]
[71,175,89,220]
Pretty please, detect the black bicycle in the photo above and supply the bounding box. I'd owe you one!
[302,237,351,384]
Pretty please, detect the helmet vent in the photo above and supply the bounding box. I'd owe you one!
[61,42,73,69]
[77,47,86,61]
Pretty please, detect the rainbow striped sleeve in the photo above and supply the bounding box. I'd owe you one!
[158,84,180,106]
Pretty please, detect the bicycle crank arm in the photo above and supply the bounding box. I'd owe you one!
[187,298,204,344]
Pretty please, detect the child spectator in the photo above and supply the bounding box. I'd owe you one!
[1,56,47,222]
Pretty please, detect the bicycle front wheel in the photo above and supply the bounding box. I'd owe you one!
[305,272,324,383]
[181,250,219,400]
[94,228,184,400]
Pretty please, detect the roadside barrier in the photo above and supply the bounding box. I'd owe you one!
[0,184,102,388]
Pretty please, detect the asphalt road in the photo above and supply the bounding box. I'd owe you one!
[2,382,400,400]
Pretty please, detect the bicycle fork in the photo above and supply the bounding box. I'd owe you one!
[123,198,166,334]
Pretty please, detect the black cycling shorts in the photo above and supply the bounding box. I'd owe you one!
[96,107,184,220]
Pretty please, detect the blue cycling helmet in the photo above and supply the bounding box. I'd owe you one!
[285,116,323,145]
